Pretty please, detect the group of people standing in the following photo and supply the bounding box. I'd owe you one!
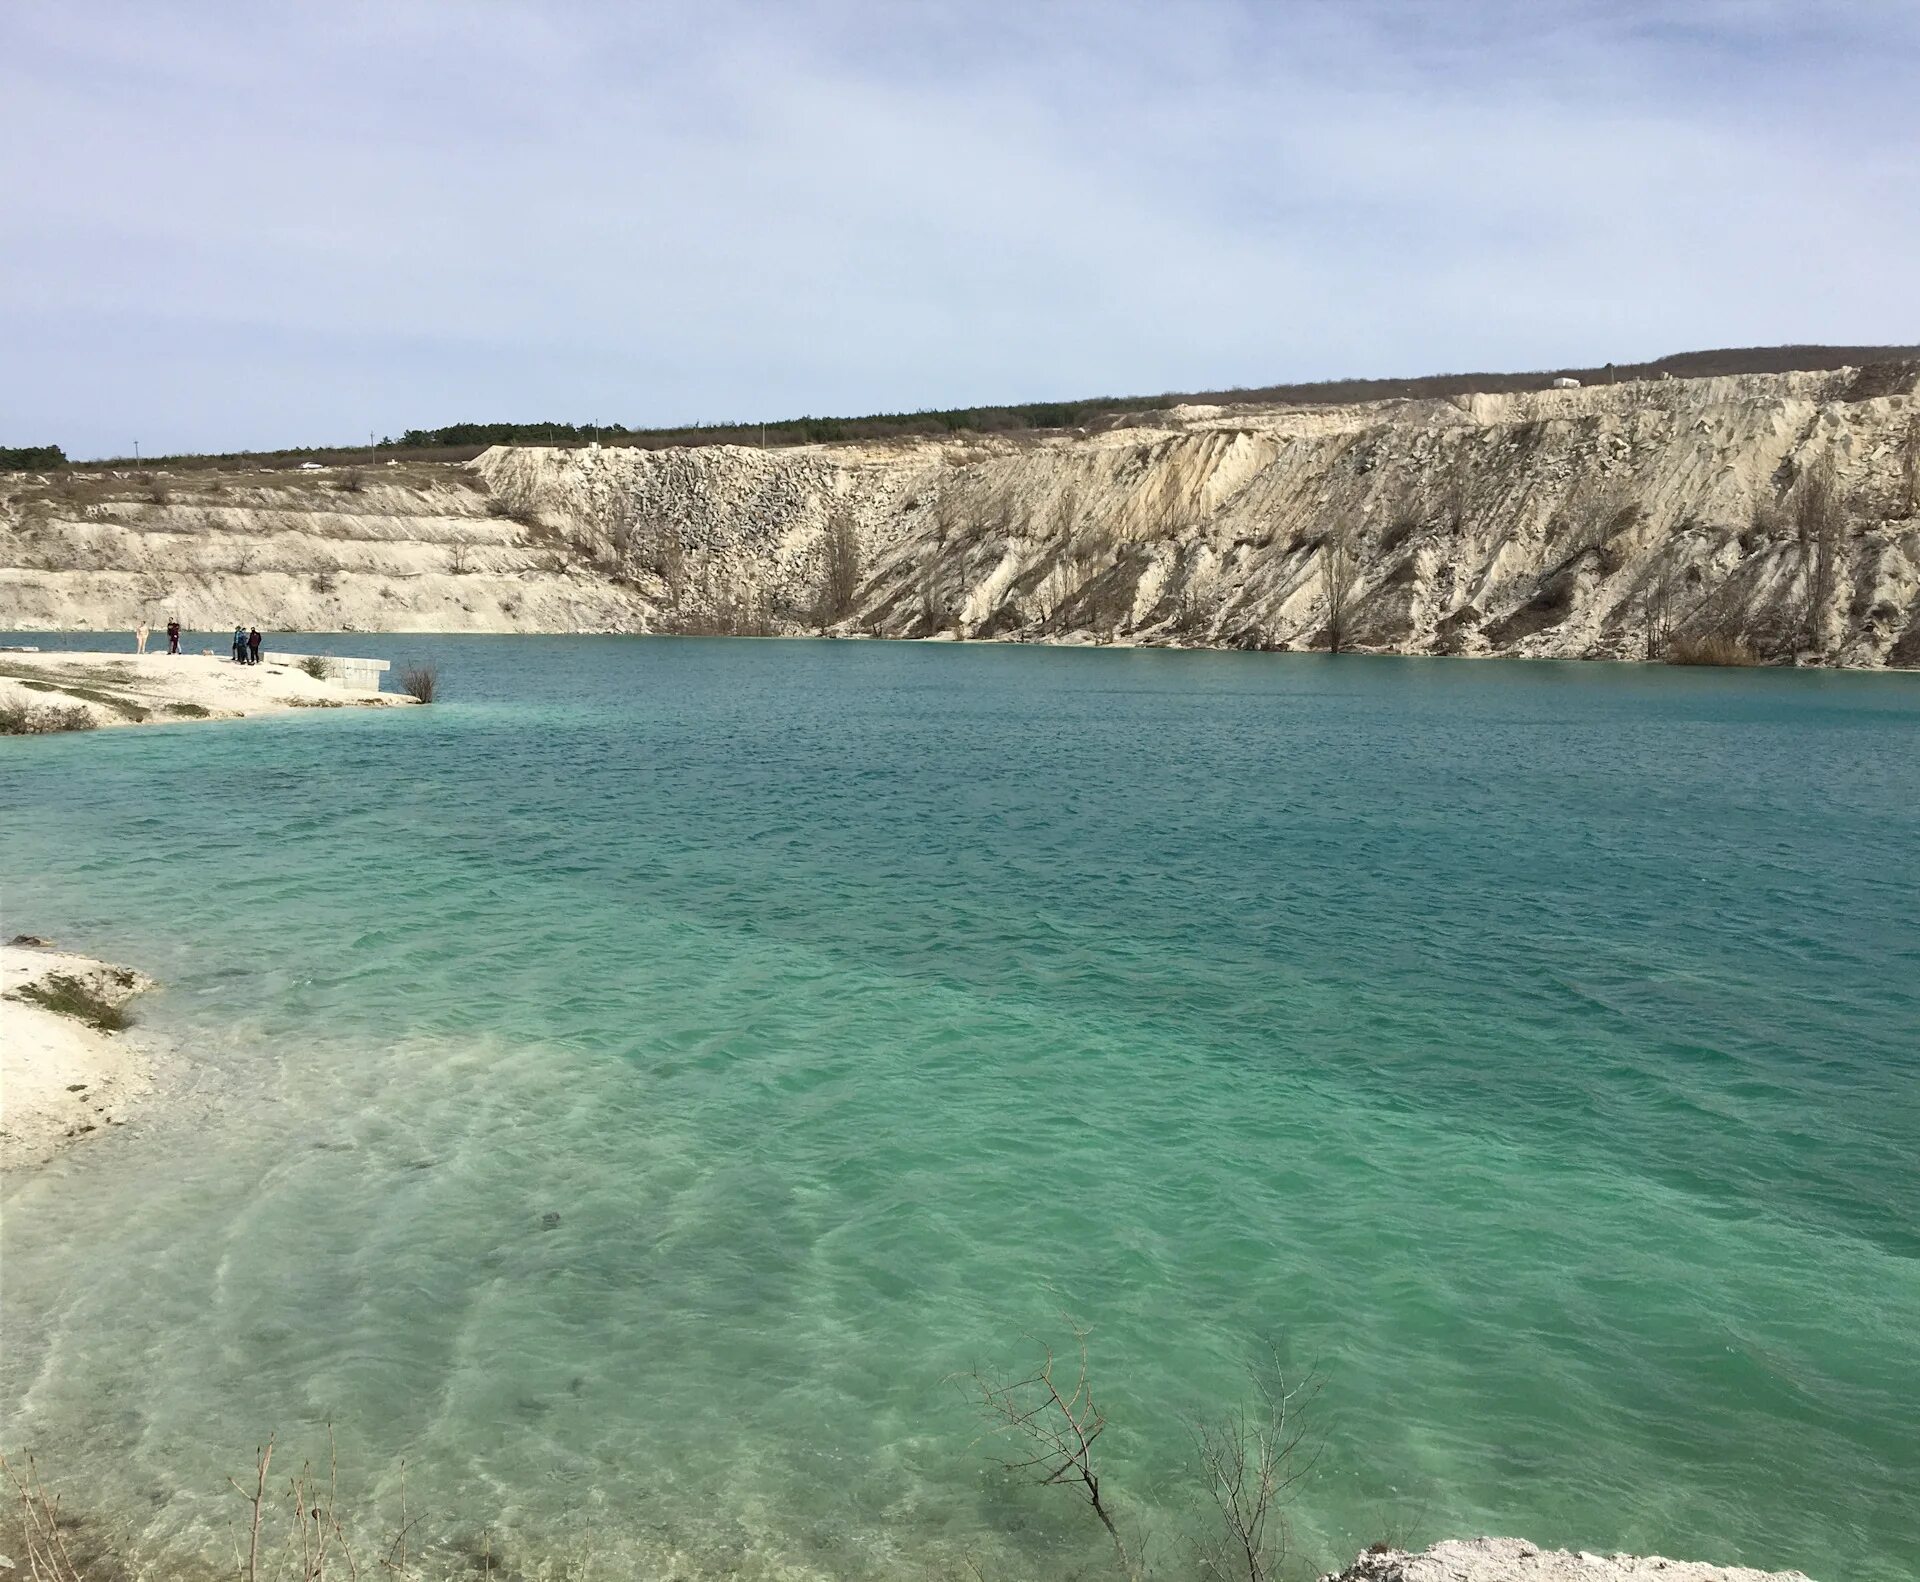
[131,620,261,662]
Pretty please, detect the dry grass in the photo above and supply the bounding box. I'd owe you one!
[1665,633,1761,666]
[4,1435,432,1582]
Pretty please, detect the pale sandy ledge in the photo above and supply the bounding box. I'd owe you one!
[1321,1538,1812,1582]
[0,649,418,730]
[0,937,160,1169]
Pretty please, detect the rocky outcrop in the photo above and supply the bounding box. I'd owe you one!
[5,367,1918,665]
[1321,1538,1812,1582]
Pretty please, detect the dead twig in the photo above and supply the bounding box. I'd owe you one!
[1191,1354,1323,1582]
[959,1313,1135,1579]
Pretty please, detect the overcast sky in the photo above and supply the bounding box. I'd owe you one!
[5,1,1917,459]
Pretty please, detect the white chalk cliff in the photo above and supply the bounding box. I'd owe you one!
[5,367,1917,665]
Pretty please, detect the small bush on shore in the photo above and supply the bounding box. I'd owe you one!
[9,972,132,1031]
[0,700,98,734]
[399,662,438,702]
[1666,633,1761,666]
[297,655,334,681]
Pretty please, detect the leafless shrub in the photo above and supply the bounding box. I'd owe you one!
[485,479,541,527]
[1642,562,1680,659]
[1,1450,86,1582]
[1749,492,1791,540]
[656,528,688,613]
[918,559,959,637]
[335,471,367,495]
[297,655,333,681]
[1378,507,1421,555]
[1792,457,1845,651]
[579,467,642,573]
[1553,488,1642,567]
[224,1432,422,1582]
[818,507,861,627]
[1191,1355,1322,1582]
[0,700,98,735]
[1666,633,1761,666]
[399,663,438,702]
[310,569,339,594]
[959,1316,1328,1582]
[1321,521,1353,653]
[660,573,776,636]
[930,480,969,546]
[1047,483,1084,543]
[1435,471,1472,533]
[960,1315,1135,1580]
[448,541,473,575]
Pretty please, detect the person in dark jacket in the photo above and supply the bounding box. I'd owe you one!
[166,618,181,654]
[247,628,262,665]
[232,625,247,663]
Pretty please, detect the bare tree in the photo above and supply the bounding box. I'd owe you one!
[1191,1358,1322,1582]
[1642,562,1678,660]
[1794,457,1843,653]
[818,507,861,629]
[931,478,968,547]
[1048,483,1083,543]
[581,466,640,575]
[657,527,688,617]
[1321,522,1353,653]
[1900,419,1920,520]
[961,1316,1135,1580]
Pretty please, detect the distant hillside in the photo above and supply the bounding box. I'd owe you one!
[46,343,1920,472]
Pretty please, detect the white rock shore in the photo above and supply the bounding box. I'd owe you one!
[0,938,158,1169]
[0,648,415,729]
[1322,1538,1813,1582]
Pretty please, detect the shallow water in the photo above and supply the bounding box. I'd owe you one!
[3,636,1917,1580]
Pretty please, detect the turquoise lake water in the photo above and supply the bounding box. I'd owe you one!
[2,635,1916,1580]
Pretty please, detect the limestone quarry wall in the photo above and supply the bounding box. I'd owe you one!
[5,367,1918,666]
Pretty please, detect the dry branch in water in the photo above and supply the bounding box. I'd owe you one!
[2,1451,87,1582]
[1191,1357,1323,1582]
[961,1315,1136,1579]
